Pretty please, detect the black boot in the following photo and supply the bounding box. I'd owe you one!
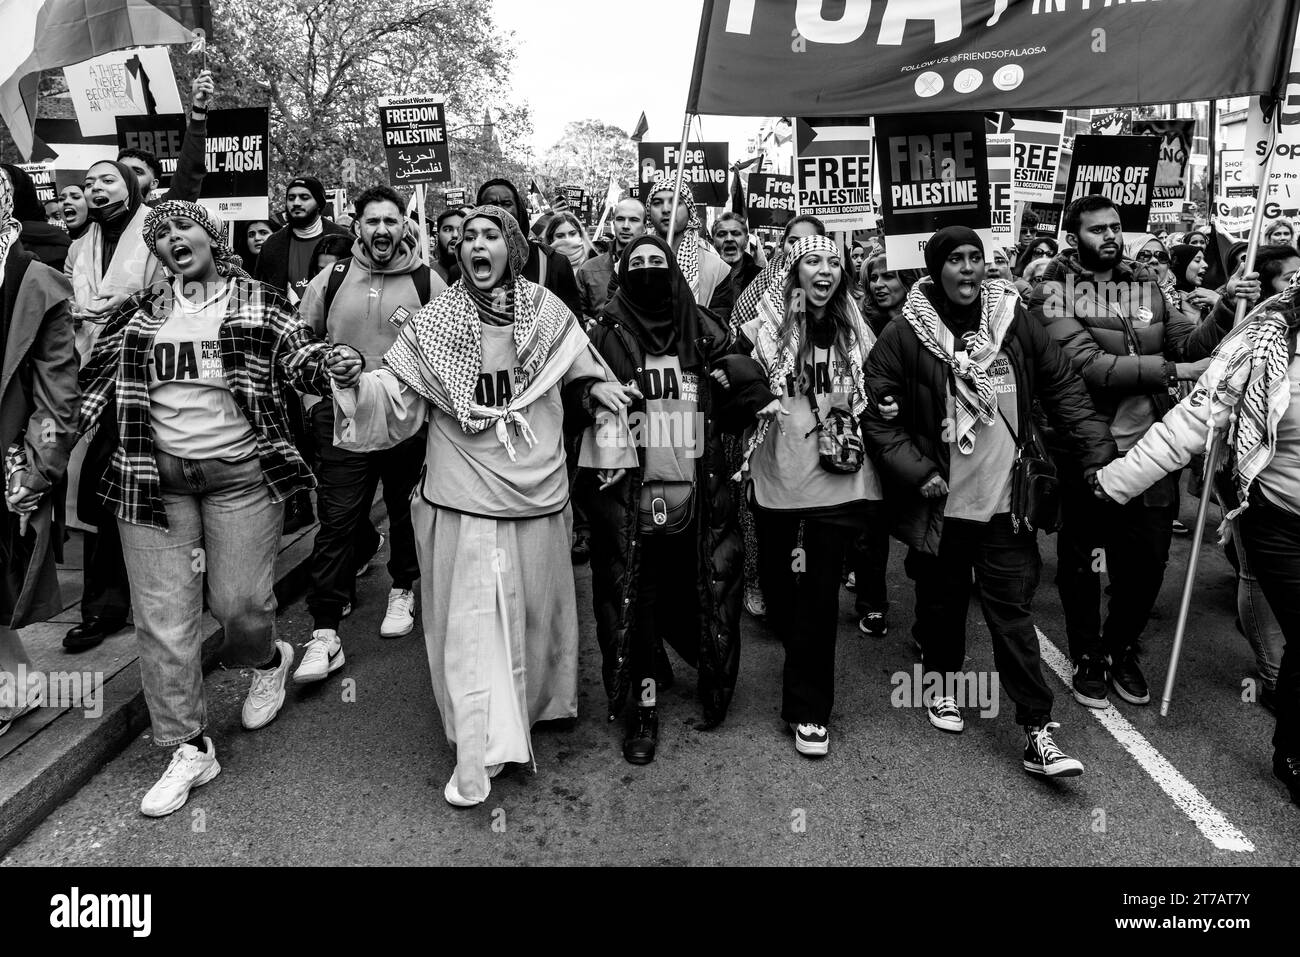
[623,706,658,765]
[1274,754,1300,805]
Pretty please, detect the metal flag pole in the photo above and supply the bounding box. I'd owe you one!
[666,112,694,248]
[415,183,429,266]
[1161,108,1281,716]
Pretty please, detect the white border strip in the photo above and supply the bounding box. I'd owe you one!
[1035,627,1255,853]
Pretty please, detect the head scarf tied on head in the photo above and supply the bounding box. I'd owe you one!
[648,172,704,296]
[905,226,1020,454]
[143,200,249,279]
[0,167,22,288]
[383,203,579,451]
[604,234,702,364]
[456,204,530,325]
[1169,243,1203,293]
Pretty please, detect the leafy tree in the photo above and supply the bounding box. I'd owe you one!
[539,118,638,214]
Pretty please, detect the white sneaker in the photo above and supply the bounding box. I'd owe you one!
[790,722,829,757]
[241,639,294,730]
[380,588,416,638]
[356,532,385,578]
[293,630,345,684]
[744,583,767,618]
[140,738,220,817]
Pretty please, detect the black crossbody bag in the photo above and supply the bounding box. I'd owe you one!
[995,404,1061,534]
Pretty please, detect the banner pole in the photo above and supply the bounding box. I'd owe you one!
[1162,110,1280,716]
[1160,431,1223,716]
[415,183,429,266]
[667,112,693,248]
[1206,99,1217,216]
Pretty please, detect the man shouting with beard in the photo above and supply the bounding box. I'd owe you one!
[295,186,446,677]
[712,211,762,315]
[1028,194,1239,713]
[254,175,351,301]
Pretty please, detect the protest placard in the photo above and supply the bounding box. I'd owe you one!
[31,118,117,174]
[1214,194,1256,239]
[443,187,467,208]
[378,95,451,186]
[987,134,1014,251]
[63,47,183,137]
[794,117,874,231]
[559,185,586,219]
[116,107,270,218]
[1000,111,1064,204]
[637,141,729,206]
[1090,110,1132,135]
[18,163,56,206]
[1063,135,1160,233]
[325,188,347,221]
[1132,118,1194,222]
[746,173,795,229]
[876,112,990,271]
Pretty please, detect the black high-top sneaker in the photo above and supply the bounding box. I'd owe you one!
[1023,722,1084,778]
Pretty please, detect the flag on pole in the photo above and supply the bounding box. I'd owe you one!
[0,0,213,160]
[631,111,648,142]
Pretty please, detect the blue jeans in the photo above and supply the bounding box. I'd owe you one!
[119,452,281,747]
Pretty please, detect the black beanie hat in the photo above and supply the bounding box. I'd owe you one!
[924,225,984,278]
[286,175,327,211]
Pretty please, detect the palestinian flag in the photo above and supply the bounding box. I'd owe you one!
[1,0,212,160]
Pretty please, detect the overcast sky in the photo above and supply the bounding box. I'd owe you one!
[492,0,759,161]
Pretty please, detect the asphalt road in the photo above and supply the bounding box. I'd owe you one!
[6,497,1299,867]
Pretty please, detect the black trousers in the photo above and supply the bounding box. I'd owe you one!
[81,522,132,622]
[906,514,1052,727]
[1056,461,1177,661]
[632,521,699,703]
[306,402,423,630]
[851,518,891,616]
[755,509,857,726]
[1240,494,1300,757]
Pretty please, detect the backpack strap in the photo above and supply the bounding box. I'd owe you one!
[322,259,352,316]
[411,263,433,305]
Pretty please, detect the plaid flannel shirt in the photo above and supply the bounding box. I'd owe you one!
[78,277,332,529]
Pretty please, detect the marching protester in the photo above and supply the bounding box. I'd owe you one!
[116,70,215,206]
[76,200,341,816]
[1029,195,1240,711]
[850,253,922,637]
[59,183,89,241]
[544,211,596,273]
[328,204,637,806]
[584,234,742,764]
[294,186,445,683]
[711,211,762,308]
[727,212,828,619]
[253,176,352,302]
[476,178,582,316]
[865,226,1117,777]
[1,164,70,270]
[723,235,888,758]
[244,218,277,265]
[310,234,354,280]
[1094,269,1300,805]
[577,197,644,319]
[1264,218,1295,247]
[433,206,465,285]
[1169,243,1218,319]
[0,172,80,736]
[62,159,164,654]
[849,239,871,282]
[645,173,732,320]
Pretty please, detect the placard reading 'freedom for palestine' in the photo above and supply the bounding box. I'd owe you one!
[876,112,991,271]
[378,94,451,186]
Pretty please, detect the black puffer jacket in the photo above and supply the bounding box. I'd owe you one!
[580,305,743,729]
[1027,249,1233,425]
[862,281,1117,555]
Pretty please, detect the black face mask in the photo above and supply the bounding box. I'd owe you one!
[88,199,129,224]
[623,266,672,306]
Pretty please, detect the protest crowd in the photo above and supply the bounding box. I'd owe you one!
[2,2,1300,832]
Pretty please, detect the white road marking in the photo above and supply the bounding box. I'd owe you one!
[1034,627,1256,853]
